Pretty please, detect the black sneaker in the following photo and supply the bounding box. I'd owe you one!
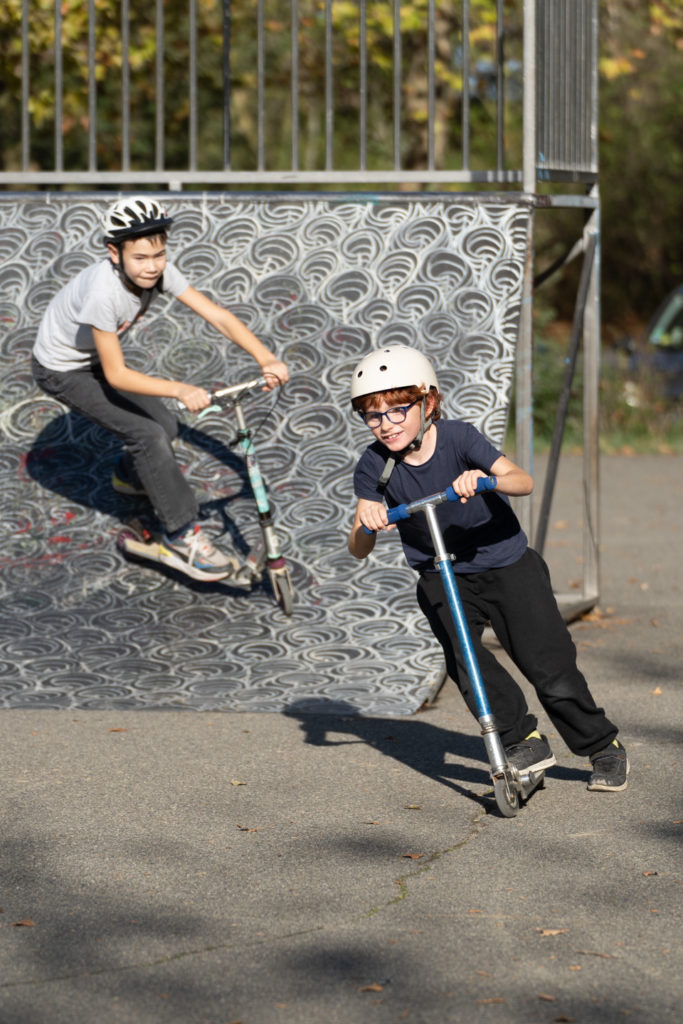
[505,731,556,773]
[588,740,629,792]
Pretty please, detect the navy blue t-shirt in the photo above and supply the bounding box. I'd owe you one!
[353,419,528,574]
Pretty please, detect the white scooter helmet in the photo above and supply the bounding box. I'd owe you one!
[350,344,439,400]
[350,345,440,491]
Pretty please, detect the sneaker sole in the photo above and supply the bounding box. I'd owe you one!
[112,476,147,497]
[511,753,557,774]
[158,545,232,582]
[587,758,630,792]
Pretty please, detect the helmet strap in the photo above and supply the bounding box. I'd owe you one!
[377,396,434,494]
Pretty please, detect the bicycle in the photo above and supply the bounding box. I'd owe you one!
[365,476,545,817]
[116,374,294,616]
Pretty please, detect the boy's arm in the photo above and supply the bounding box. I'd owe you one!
[451,455,533,502]
[176,286,289,388]
[348,498,396,559]
[93,329,211,412]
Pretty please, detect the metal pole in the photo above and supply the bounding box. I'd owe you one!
[516,0,537,538]
[155,0,164,172]
[21,0,30,170]
[88,0,97,171]
[121,0,130,171]
[291,0,299,170]
[54,0,63,171]
[189,0,197,171]
[583,194,601,603]
[223,0,231,169]
[393,0,401,170]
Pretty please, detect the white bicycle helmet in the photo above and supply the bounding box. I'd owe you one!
[350,345,439,400]
[350,346,440,490]
[103,196,173,243]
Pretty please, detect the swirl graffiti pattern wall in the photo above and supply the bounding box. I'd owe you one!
[0,194,531,714]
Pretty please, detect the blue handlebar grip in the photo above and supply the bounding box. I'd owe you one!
[445,475,497,503]
[362,501,410,534]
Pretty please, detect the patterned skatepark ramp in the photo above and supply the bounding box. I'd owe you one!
[0,193,531,715]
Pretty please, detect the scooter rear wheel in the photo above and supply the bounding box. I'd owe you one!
[493,776,520,817]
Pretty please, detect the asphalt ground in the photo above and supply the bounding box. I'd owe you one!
[1,453,681,1024]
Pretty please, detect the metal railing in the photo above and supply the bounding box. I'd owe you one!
[2,0,596,188]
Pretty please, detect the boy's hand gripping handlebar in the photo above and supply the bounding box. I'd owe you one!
[362,475,498,534]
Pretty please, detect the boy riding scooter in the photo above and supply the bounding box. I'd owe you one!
[348,344,628,792]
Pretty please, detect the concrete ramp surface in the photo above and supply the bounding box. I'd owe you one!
[0,194,531,714]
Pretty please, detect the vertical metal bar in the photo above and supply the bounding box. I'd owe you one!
[325,0,333,170]
[522,0,536,192]
[583,197,601,602]
[189,0,197,171]
[589,0,598,173]
[21,0,30,170]
[496,0,504,172]
[516,0,537,539]
[155,0,164,171]
[427,0,435,171]
[223,0,231,170]
[88,0,97,171]
[393,0,401,169]
[257,0,265,170]
[534,235,596,557]
[359,0,367,171]
[54,0,63,171]
[291,0,299,170]
[462,0,470,169]
[121,0,130,171]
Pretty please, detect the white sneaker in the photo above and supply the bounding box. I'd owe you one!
[159,524,247,584]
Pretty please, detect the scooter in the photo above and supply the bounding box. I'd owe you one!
[367,476,545,816]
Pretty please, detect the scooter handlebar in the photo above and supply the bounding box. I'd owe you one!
[363,475,497,534]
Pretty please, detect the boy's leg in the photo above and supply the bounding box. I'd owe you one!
[32,359,197,533]
[485,548,619,759]
[416,571,537,745]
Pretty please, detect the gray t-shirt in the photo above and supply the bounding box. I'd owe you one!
[33,259,190,372]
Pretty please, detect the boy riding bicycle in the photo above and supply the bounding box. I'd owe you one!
[347,344,628,792]
[32,195,289,583]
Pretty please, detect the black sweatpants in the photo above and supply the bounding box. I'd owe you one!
[416,547,618,757]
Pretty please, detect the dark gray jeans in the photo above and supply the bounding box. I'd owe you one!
[32,356,198,533]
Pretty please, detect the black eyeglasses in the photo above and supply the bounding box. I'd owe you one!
[357,399,420,429]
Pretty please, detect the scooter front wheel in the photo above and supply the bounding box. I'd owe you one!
[493,774,520,817]
[269,566,294,616]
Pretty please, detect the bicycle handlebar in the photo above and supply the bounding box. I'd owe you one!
[362,475,497,534]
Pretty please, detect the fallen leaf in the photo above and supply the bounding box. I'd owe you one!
[363,820,380,825]
[476,997,505,1004]
[358,983,383,993]
[404,804,421,810]
[538,993,557,1002]
[108,728,127,733]
[231,779,247,786]
[643,871,658,877]
[12,919,35,927]
[401,853,423,860]
[651,687,663,695]
[468,908,483,914]
[537,928,569,936]
[568,965,582,970]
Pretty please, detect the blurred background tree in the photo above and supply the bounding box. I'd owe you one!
[0,0,680,337]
